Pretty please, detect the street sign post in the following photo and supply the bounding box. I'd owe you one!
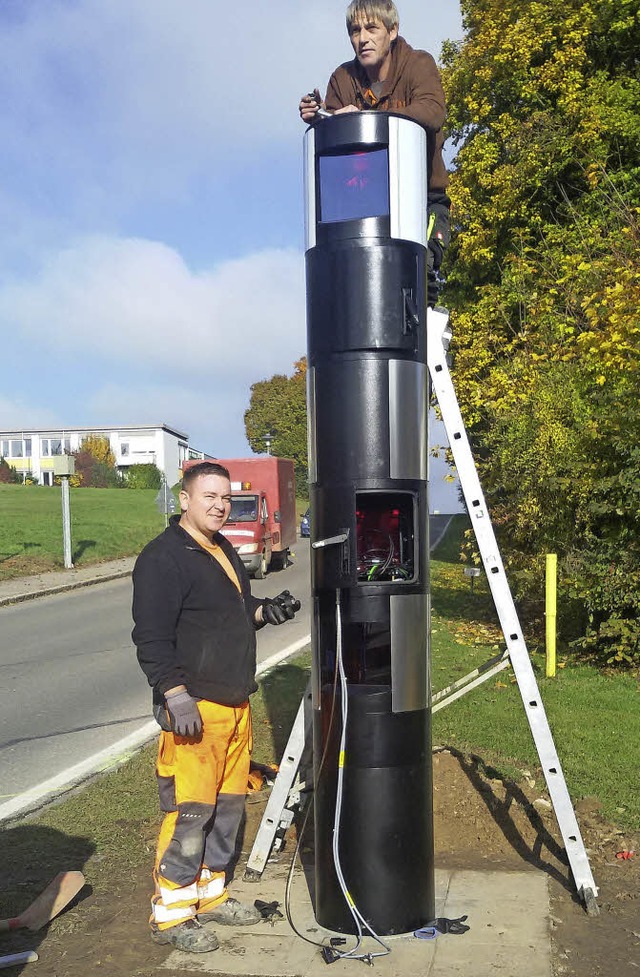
[155,480,176,527]
[52,455,76,569]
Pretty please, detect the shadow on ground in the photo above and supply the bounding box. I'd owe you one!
[0,542,42,565]
[0,823,94,973]
[72,539,96,563]
[442,745,577,898]
[228,661,311,885]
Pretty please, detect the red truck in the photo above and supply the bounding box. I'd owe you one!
[218,457,297,578]
[183,456,295,579]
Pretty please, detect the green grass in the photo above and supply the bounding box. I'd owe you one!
[0,484,172,578]
[251,652,311,765]
[0,485,309,580]
[0,743,160,924]
[432,513,470,564]
[430,515,640,828]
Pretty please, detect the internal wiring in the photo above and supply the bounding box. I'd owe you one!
[365,532,394,581]
[376,535,395,578]
[361,532,413,582]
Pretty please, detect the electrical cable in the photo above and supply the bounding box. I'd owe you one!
[282,617,341,949]
[329,588,391,963]
[365,532,394,581]
[282,590,391,963]
[375,535,394,579]
[283,785,319,947]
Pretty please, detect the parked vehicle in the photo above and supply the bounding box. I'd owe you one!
[181,456,296,578]
[300,508,310,538]
[215,457,297,578]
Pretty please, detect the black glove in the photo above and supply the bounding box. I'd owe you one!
[254,899,284,924]
[431,915,470,935]
[262,590,301,626]
[165,690,202,737]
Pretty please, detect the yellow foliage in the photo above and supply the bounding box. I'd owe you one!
[80,435,116,467]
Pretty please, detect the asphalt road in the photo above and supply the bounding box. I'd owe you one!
[0,519,450,820]
[0,539,312,819]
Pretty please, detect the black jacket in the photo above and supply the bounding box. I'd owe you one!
[132,517,264,708]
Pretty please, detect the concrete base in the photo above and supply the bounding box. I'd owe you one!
[161,862,551,976]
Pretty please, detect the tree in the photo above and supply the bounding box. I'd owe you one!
[244,358,308,494]
[124,463,163,490]
[80,434,117,468]
[0,457,21,484]
[441,0,640,664]
[72,435,121,488]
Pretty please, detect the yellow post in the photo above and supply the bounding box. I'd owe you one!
[545,554,557,677]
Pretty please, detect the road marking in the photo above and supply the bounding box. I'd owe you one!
[0,635,312,824]
[430,515,453,551]
[0,522,454,823]
[0,720,159,823]
[256,634,311,676]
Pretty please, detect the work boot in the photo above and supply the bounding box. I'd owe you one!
[198,897,261,926]
[151,918,219,952]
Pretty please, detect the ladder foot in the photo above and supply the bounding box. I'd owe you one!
[243,868,263,883]
[582,887,600,917]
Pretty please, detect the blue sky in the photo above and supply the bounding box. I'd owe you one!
[0,0,463,510]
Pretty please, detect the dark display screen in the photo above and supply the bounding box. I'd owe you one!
[318,148,389,223]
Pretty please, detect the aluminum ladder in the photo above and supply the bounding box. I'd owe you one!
[427,306,598,915]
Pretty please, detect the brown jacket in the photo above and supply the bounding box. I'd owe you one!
[324,37,448,193]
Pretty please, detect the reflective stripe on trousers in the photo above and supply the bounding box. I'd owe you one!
[151,699,252,930]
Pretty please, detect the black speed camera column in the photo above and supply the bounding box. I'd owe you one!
[304,111,434,935]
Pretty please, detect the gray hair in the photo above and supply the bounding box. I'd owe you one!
[346,0,399,32]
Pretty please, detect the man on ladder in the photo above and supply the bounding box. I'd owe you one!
[298,0,451,306]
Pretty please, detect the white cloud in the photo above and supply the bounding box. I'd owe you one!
[4,1,461,146]
[1,237,305,381]
[0,2,344,200]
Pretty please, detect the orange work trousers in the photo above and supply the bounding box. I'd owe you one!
[151,699,252,930]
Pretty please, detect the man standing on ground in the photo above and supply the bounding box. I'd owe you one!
[299,0,451,302]
[132,462,301,953]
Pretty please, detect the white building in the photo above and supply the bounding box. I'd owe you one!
[0,424,208,486]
